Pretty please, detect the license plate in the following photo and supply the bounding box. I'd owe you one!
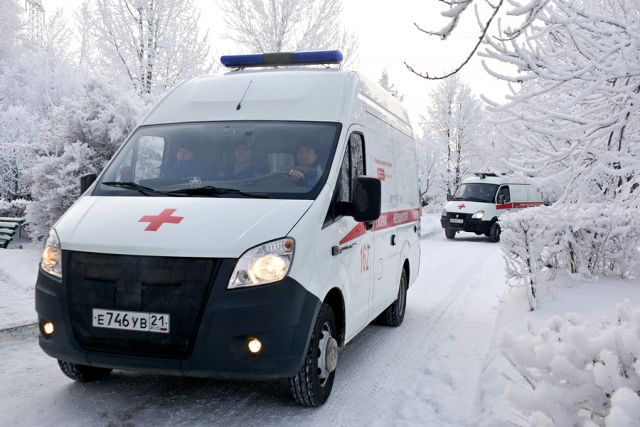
[92,308,170,334]
[450,218,464,224]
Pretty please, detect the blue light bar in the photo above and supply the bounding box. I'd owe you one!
[221,50,343,68]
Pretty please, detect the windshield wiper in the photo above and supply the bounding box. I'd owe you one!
[167,186,271,199]
[102,181,181,197]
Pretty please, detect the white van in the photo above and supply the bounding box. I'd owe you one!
[36,51,421,407]
[440,173,544,242]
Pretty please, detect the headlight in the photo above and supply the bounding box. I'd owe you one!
[41,229,62,279]
[442,209,447,217]
[228,238,295,289]
[472,210,485,219]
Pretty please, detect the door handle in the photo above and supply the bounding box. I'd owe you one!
[391,234,396,246]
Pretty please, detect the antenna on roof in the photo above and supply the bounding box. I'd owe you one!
[221,50,343,69]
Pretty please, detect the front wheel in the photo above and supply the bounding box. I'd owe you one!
[379,269,408,327]
[58,360,112,382]
[289,304,338,407]
[444,228,457,239]
[488,222,501,242]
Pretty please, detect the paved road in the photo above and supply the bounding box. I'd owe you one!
[0,232,506,426]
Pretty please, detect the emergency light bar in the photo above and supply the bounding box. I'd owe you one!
[221,50,343,68]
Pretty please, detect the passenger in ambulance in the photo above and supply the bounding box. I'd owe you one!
[170,146,207,179]
[289,144,322,187]
[229,142,261,180]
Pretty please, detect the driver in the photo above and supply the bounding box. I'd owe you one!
[289,145,322,187]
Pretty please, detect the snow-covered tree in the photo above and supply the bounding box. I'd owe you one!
[482,0,640,206]
[26,143,96,239]
[79,0,212,96]
[405,0,548,80]
[0,0,22,59]
[422,75,488,198]
[378,69,404,101]
[0,106,42,200]
[220,0,358,67]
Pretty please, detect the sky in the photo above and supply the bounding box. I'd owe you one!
[44,0,513,132]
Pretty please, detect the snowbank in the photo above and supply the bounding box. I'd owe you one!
[420,211,442,238]
[0,240,41,329]
[479,278,640,426]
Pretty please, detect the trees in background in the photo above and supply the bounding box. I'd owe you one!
[483,0,639,206]
[419,75,490,206]
[220,0,358,67]
[79,0,212,96]
[0,0,209,239]
[378,69,404,101]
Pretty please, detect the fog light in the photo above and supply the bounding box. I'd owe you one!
[248,337,262,354]
[41,321,55,336]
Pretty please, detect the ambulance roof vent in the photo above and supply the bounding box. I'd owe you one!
[221,50,343,68]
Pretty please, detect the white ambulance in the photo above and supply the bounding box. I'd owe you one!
[36,51,421,407]
[440,173,544,242]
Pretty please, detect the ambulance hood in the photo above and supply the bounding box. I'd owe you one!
[55,196,312,258]
[444,200,491,215]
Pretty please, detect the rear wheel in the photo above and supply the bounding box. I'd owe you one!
[488,222,501,242]
[379,269,408,327]
[58,360,112,382]
[289,304,338,407]
[444,228,457,239]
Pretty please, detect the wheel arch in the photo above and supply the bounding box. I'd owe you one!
[323,287,346,346]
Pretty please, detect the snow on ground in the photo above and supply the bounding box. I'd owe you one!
[0,219,508,426]
[0,238,41,329]
[478,276,640,426]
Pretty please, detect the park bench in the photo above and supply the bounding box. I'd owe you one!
[0,217,25,249]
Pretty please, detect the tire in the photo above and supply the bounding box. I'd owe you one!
[289,304,338,407]
[58,360,112,382]
[444,228,456,239]
[379,269,408,327]
[488,222,501,242]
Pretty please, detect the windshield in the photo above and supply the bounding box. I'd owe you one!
[451,183,499,203]
[94,121,341,199]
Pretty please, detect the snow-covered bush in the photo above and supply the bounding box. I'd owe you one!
[501,204,640,309]
[22,80,146,240]
[501,302,640,427]
[0,198,29,218]
[25,143,95,240]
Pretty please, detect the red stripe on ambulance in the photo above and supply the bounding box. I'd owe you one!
[496,201,544,210]
[339,208,421,245]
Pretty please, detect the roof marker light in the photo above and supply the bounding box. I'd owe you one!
[221,50,343,68]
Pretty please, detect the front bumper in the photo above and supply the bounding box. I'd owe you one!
[440,216,492,235]
[36,258,321,379]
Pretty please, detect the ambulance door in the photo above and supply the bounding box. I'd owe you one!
[370,124,400,317]
[328,130,373,335]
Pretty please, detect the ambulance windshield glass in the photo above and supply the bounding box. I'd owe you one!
[94,121,341,199]
[451,183,499,203]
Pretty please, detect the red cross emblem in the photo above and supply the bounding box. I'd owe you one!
[458,204,466,209]
[138,209,184,231]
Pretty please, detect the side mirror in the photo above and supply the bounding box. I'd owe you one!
[80,173,97,194]
[446,193,452,201]
[352,176,381,223]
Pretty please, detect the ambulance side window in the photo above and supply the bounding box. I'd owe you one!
[497,186,510,204]
[326,133,366,226]
[350,133,365,180]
